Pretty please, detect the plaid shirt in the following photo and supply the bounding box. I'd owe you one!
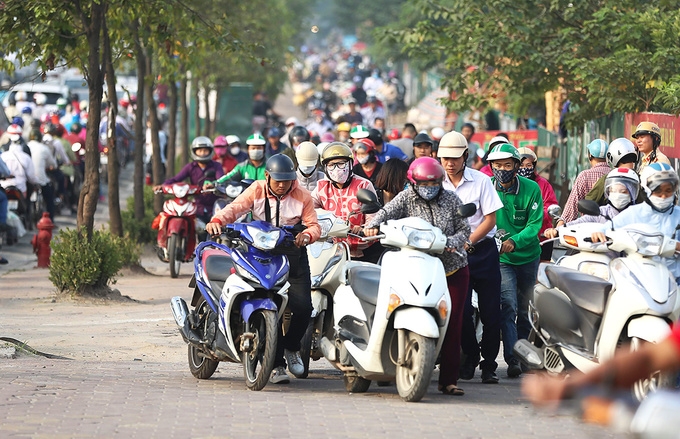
[562,162,610,223]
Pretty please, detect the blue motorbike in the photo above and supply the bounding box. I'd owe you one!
[170,220,294,390]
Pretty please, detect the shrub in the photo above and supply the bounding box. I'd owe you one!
[116,232,142,267]
[122,185,156,244]
[49,227,125,295]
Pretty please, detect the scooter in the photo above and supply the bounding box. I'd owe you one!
[514,200,680,401]
[211,179,253,217]
[321,189,475,402]
[154,182,202,278]
[170,221,293,390]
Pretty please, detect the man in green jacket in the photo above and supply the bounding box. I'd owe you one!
[217,133,267,182]
[487,143,543,378]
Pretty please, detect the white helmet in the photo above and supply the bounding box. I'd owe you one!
[437,131,468,158]
[605,138,637,168]
[430,127,445,141]
[639,162,679,197]
[225,135,240,146]
[604,167,640,202]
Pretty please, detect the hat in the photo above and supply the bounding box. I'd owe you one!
[350,125,370,139]
[7,124,23,141]
[268,127,281,138]
[344,97,356,105]
[517,147,537,162]
[285,117,299,127]
[337,122,351,132]
[413,132,434,147]
[436,131,468,158]
[587,139,608,159]
[296,141,319,167]
[246,133,266,146]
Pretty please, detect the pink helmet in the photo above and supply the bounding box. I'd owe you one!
[213,135,228,147]
[321,132,335,143]
[407,157,445,184]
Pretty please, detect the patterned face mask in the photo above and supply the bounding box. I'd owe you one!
[517,167,534,179]
[492,168,516,184]
[416,185,440,200]
[327,166,350,184]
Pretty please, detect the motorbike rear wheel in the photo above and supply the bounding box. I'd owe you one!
[242,309,277,391]
[343,372,371,393]
[630,337,676,401]
[187,299,219,379]
[168,233,182,278]
[395,331,436,402]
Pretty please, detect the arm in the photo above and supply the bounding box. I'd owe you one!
[469,212,496,245]
[163,164,191,185]
[210,182,258,226]
[446,196,472,251]
[299,196,322,243]
[365,191,408,229]
[217,163,242,183]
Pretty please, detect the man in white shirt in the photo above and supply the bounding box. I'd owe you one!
[27,130,58,219]
[439,131,504,384]
[1,140,39,196]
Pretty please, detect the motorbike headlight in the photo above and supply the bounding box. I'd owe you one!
[234,263,259,283]
[578,261,610,281]
[226,185,243,198]
[172,183,190,198]
[317,217,333,239]
[402,226,435,249]
[247,226,281,251]
[628,230,664,256]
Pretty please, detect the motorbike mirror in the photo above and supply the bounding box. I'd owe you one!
[241,179,255,187]
[547,204,562,220]
[71,142,82,152]
[357,188,382,214]
[457,203,476,219]
[577,199,600,217]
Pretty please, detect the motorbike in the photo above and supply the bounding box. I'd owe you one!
[211,179,252,217]
[319,189,475,402]
[154,182,203,278]
[514,200,680,401]
[298,208,352,378]
[170,221,294,390]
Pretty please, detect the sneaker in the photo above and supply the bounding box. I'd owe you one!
[284,349,305,378]
[458,354,479,381]
[269,366,290,384]
[481,370,499,384]
[507,362,522,378]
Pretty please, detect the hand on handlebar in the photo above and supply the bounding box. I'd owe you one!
[153,185,162,193]
[294,233,311,247]
[590,232,608,243]
[544,228,558,239]
[205,222,222,236]
[363,227,379,237]
[350,225,363,235]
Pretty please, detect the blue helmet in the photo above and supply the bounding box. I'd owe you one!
[587,139,608,159]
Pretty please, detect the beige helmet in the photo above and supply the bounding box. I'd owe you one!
[517,147,537,163]
[437,131,468,158]
[320,142,353,165]
[296,141,319,168]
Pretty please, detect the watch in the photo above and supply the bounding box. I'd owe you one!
[465,240,475,254]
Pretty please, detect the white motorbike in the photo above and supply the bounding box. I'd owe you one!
[320,189,475,402]
[514,200,680,401]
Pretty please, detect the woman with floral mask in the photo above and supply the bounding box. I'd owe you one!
[364,157,471,396]
[311,142,381,263]
[351,138,382,187]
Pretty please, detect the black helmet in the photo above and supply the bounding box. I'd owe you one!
[266,154,297,181]
[288,125,310,147]
[413,132,434,147]
[368,128,384,146]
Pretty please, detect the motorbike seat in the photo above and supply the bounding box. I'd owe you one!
[348,265,381,305]
[202,248,234,282]
[545,264,612,315]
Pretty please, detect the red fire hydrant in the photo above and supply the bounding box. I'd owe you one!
[32,212,55,268]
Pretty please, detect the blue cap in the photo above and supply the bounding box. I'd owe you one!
[267,127,281,138]
[587,139,608,159]
[21,106,32,114]
[11,116,24,127]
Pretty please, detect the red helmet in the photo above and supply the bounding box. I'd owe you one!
[407,157,445,184]
[388,128,401,141]
[355,138,375,153]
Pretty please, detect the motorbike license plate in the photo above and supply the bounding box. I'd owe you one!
[8,200,18,210]
[100,155,108,165]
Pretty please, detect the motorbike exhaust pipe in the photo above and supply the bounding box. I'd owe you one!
[513,339,544,370]
[319,336,336,362]
[170,296,202,345]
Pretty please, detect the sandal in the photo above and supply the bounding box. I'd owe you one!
[438,384,464,396]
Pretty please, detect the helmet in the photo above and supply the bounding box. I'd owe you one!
[354,138,375,153]
[34,93,47,106]
[288,125,310,146]
[488,135,509,150]
[639,162,679,196]
[606,138,637,167]
[246,133,266,146]
[337,122,351,133]
[7,124,22,141]
[413,132,434,147]
[11,116,24,127]
[285,117,299,127]
[587,139,608,159]
[321,142,353,165]
[517,147,537,163]
[604,167,640,201]
[21,106,32,115]
[367,128,383,146]
[42,122,57,135]
[296,141,319,167]
[56,97,68,108]
[213,135,228,147]
[388,128,401,141]
[190,136,214,162]
[349,125,370,139]
[407,157,445,184]
[437,131,468,158]
[266,154,297,181]
[632,121,662,146]
[316,142,330,156]
[267,127,281,138]
[320,132,335,143]
[15,91,27,102]
[487,143,521,162]
[431,127,445,141]
[225,135,240,146]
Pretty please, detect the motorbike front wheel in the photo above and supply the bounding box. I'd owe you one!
[395,331,436,402]
[630,336,676,401]
[242,309,277,391]
[168,233,183,278]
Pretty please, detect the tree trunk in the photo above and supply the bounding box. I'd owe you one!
[167,80,178,176]
[212,87,222,138]
[201,81,210,137]
[192,76,200,139]
[132,21,146,223]
[179,77,189,167]
[77,1,106,240]
[103,14,123,237]
[146,55,164,214]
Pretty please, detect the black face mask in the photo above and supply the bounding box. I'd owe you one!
[492,168,517,184]
[517,167,535,179]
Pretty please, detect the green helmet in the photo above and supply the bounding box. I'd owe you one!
[246,133,266,146]
[349,125,370,139]
[487,143,520,162]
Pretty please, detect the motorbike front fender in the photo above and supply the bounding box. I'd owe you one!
[393,307,440,338]
[627,315,671,343]
[167,217,188,235]
[241,298,278,323]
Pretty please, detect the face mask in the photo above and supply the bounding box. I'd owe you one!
[608,192,632,210]
[327,166,350,184]
[249,149,264,161]
[517,167,534,179]
[358,156,369,165]
[299,165,316,175]
[416,185,440,201]
[492,168,516,184]
[648,195,675,212]
[230,146,241,156]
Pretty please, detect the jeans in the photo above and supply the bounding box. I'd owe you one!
[0,189,7,225]
[499,257,540,364]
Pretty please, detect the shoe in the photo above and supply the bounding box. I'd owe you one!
[269,366,290,384]
[481,370,499,384]
[507,362,522,378]
[458,354,479,380]
[438,384,465,396]
[284,349,305,378]
[0,257,8,265]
